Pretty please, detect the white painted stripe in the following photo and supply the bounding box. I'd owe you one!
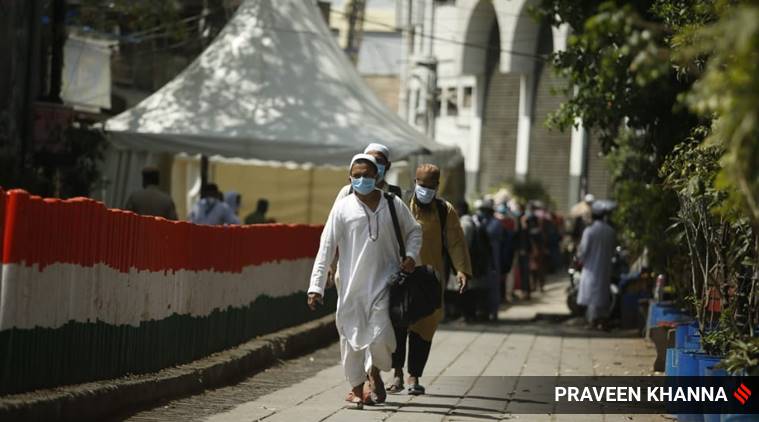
[0,257,315,330]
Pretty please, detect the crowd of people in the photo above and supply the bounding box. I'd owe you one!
[444,195,567,323]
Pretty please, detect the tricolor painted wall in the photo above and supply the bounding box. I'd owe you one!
[0,189,334,394]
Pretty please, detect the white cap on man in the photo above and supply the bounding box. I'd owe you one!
[364,143,390,162]
[349,153,378,172]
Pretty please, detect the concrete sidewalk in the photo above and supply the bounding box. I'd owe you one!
[497,276,574,321]
[163,279,661,422]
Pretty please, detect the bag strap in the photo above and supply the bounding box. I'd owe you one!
[385,192,406,259]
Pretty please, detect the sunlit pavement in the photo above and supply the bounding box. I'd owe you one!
[119,278,664,422]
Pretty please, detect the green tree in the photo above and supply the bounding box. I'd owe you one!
[535,0,722,265]
[681,1,759,226]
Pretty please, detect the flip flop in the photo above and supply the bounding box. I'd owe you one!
[371,373,386,403]
[407,383,425,396]
[387,376,404,394]
[345,391,364,409]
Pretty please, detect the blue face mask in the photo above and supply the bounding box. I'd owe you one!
[376,164,386,182]
[351,176,376,195]
[415,184,436,204]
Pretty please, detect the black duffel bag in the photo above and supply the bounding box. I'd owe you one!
[385,193,441,327]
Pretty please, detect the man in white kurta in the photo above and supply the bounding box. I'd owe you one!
[577,206,617,326]
[308,154,422,405]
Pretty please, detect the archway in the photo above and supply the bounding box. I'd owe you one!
[461,0,522,194]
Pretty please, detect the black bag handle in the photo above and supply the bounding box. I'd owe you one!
[384,192,406,260]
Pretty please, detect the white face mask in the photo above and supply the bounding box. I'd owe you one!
[415,184,436,204]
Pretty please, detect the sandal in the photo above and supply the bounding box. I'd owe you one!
[362,383,377,406]
[345,391,364,409]
[370,372,386,403]
[387,376,404,394]
[407,383,425,396]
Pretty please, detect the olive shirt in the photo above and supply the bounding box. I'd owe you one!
[408,198,472,341]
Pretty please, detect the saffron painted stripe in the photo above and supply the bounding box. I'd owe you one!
[2,189,322,272]
[0,257,315,330]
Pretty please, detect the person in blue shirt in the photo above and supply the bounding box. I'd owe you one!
[189,184,240,225]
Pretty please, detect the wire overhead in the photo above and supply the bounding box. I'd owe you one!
[329,7,550,62]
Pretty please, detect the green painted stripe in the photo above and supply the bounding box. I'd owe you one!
[0,289,337,395]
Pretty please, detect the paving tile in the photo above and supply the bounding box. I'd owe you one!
[131,279,660,422]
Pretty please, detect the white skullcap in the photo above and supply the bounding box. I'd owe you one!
[364,143,391,161]
[474,198,494,210]
[584,194,595,203]
[349,153,378,172]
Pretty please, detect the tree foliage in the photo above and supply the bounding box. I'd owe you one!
[538,0,759,370]
[683,1,759,225]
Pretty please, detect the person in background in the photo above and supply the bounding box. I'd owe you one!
[124,166,178,220]
[494,200,516,303]
[445,200,475,320]
[389,164,471,396]
[224,192,242,216]
[546,210,564,272]
[244,199,272,224]
[523,201,547,292]
[308,154,421,407]
[569,194,595,251]
[189,184,240,225]
[577,203,617,329]
[473,198,507,321]
[511,201,532,299]
[459,199,492,322]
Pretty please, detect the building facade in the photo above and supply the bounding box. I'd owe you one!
[328,0,403,112]
[398,0,611,211]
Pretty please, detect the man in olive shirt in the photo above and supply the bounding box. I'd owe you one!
[389,163,472,395]
[124,167,178,220]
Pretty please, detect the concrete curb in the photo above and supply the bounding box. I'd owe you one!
[0,315,337,422]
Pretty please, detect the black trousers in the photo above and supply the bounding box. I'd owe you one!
[391,325,432,377]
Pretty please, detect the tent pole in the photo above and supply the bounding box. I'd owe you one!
[200,155,209,187]
[306,166,315,224]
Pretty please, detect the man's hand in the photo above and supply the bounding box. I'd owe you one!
[456,271,468,294]
[326,270,336,288]
[307,293,323,311]
[401,257,416,273]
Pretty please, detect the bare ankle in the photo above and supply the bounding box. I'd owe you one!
[352,382,364,395]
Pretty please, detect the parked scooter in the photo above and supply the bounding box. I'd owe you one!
[566,246,629,318]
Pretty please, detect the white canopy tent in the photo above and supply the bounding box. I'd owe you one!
[102,0,462,220]
[104,0,459,166]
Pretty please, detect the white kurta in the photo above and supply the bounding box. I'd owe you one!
[577,220,617,318]
[309,191,421,352]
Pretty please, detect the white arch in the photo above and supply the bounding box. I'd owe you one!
[458,0,569,74]
[459,0,498,76]
[494,0,540,73]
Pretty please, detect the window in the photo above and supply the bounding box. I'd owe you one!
[434,88,442,117]
[462,86,473,109]
[445,87,458,117]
